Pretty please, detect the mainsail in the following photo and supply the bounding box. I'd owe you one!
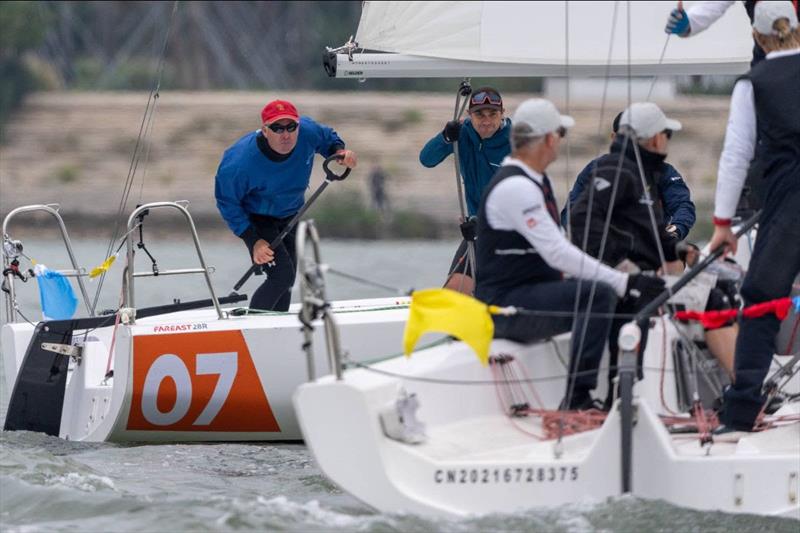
[326,1,753,78]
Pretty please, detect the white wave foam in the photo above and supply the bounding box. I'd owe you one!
[254,496,393,530]
[47,472,116,492]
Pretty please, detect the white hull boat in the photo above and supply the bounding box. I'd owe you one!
[2,202,416,442]
[295,324,800,518]
[295,1,800,517]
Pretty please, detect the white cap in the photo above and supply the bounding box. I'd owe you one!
[619,102,682,139]
[753,1,798,35]
[512,98,575,136]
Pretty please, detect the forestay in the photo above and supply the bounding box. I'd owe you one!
[328,1,753,78]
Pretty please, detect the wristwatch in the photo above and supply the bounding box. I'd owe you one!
[665,224,678,235]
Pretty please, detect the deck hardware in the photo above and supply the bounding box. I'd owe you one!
[379,388,426,444]
[119,308,136,325]
[734,473,743,506]
[41,342,83,363]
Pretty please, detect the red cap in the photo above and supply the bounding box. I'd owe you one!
[261,100,299,125]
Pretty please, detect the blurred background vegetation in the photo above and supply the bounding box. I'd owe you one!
[0,0,733,131]
[0,1,736,241]
[0,0,545,130]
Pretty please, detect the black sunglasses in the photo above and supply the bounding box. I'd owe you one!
[267,122,298,134]
[556,126,567,138]
[663,129,673,139]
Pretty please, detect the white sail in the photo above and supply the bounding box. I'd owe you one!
[330,1,753,78]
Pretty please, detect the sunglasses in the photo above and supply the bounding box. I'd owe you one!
[470,91,502,107]
[556,126,567,138]
[266,122,298,134]
[663,129,673,139]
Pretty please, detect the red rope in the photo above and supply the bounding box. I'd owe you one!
[674,297,794,329]
[489,356,607,440]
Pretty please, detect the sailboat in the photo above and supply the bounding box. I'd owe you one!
[1,202,417,442]
[294,1,800,518]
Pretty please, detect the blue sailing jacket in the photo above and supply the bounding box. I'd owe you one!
[560,157,696,239]
[215,116,343,236]
[419,118,511,217]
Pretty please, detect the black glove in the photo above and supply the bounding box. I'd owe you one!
[442,120,461,143]
[664,231,681,262]
[625,273,666,303]
[459,216,477,241]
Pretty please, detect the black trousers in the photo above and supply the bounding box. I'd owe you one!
[245,214,298,312]
[720,185,800,429]
[487,279,618,407]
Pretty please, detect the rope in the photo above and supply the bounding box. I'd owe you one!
[489,355,607,441]
[91,1,180,314]
[646,35,672,101]
[631,140,670,269]
[326,267,409,295]
[344,358,777,387]
[565,132,632,411]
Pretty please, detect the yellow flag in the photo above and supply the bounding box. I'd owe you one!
[403,288,495,365]
[89,253,118,279]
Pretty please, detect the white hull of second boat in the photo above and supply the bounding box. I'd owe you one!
[294,320,800,518]
[2,297,416,442]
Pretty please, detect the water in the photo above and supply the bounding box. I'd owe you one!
[1,238,796,532]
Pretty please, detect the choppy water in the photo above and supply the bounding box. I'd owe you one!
[1,238,797,532]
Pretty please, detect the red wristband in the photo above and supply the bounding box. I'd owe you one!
[713,217,732,227]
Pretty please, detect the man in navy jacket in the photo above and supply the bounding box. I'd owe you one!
[215,100,357,311]
[419,87,511,294]
[561,112,695,241]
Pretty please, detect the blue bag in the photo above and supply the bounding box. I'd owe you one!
[35,264,78,320]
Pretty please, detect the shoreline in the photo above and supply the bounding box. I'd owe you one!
[2,90,730,242]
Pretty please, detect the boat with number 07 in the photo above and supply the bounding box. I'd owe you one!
[2,202,415,442]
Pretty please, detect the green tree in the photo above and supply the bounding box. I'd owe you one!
[0,1,52,132]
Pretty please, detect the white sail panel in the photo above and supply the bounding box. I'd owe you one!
[356,1,484,59]
[355,1,753,71]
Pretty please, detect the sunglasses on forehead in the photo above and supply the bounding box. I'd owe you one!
[470,91,502,106]
[266,121,298,134]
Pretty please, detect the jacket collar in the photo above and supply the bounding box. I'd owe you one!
[609,134,666,175]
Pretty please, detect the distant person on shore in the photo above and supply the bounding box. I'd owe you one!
[561,111,696,241]
[419,86,511,295]
[664,0,800,66]
[215,99,357,311]
[708,2,800,432]
[474,98,665,411]
[368,164,389,213]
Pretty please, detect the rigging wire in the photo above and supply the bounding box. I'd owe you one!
[90,1,180,315]
[646,35,673,102]
[563,1,624,412]
[326,267,409,295]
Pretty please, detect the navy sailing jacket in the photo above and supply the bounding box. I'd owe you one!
[569,136,680,271]
[215,116,343,237]
[419,118,511,217]
[561,157,696,239]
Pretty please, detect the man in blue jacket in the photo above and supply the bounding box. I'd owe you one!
[419,87,511,294]
[561,112,696,241]
[215,99,357,311]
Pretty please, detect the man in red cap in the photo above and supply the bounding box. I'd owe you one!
[215,99,357,311]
